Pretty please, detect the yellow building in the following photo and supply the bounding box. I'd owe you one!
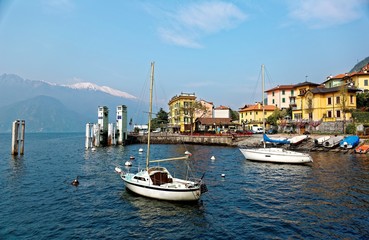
[168,93,196,132]
[326,63,369,92]
[238,102,276,130]
[291,81,320,120]
[292,81,359,123]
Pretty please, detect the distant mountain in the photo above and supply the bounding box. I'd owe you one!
[350,56,369,73]
[0,73,146,133]
[0,95,85,132]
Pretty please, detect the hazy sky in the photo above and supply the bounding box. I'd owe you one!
[0,0,368,110]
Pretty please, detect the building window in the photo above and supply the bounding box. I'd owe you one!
[272,99,275,104]
[327,97,332,105]
[365,79,368,86]
[336,110,341,118]
[272,92,275,96]
[350,95,354,104]
[282,98,285,103]
[336,96,340,104]
[291,90,294,96]
[327,111,332,118]
[282,90,285,95]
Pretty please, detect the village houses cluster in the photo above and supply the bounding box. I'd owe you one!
[166,64,369,134]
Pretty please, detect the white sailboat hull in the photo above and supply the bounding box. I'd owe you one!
[239,148,313,164]
[122,172,202,201]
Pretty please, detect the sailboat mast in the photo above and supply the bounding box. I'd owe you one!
[262,64,265,134]
[262,64,266,148]
[146,62,154,170]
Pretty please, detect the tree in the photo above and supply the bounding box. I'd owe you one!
[150,108,168,130]
[181,101,207,134]
[230,109,239,121]
[357,92,369,111]
[305,92,313,121]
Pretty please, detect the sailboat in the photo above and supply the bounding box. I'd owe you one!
[239,65,313,164]
[116,62,207,201]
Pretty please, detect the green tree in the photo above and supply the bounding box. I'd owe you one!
[230,109,239,121]
[150,108,168,130]
[357,92,369,111]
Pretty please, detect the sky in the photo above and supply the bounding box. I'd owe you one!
[0,0,368,111]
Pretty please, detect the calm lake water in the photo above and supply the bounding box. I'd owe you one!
[1,133,368,239]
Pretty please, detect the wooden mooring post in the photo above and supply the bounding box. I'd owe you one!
[11,120,25,155]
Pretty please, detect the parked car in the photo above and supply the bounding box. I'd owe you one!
[267,128,278,134]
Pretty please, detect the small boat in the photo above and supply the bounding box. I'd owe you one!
[355,144,369,154]
[288,135,308,145]
[340,135,360,149]
[324,135,344,148]
[314,136,331,146]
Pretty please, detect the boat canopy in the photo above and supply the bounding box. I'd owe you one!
[263,134,290,144]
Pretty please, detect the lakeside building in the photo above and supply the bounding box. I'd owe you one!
[213,105,231,118]
[326,63,369,92]
[168,92,197,132]
[265,84,295,110]
[238,102,276,131]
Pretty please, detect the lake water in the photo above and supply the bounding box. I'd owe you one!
[1,133,368,239]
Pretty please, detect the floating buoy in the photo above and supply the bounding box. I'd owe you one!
[125,161,132,166]
[139,148,143,152]
[71,176,79,186]
[221,173,225,178]
[130,155,135,160]
[211,156,216,160]
[115,166,122,174]
[91,147,96,151]
[185,150,191,155]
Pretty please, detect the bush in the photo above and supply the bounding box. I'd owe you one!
[345,123,356,134]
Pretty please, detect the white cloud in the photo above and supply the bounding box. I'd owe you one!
[287,0,368,28]
[152,1,247,48]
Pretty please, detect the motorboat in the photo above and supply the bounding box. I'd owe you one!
[339,135,360,149]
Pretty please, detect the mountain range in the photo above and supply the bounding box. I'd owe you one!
[0,74,144,133]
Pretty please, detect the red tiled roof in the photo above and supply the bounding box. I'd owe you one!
[239,104,276,112]
[265,85,295,92]
[214,105,230,110]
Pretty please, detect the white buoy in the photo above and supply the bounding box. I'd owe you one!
[91,147,96,151]
[221,173,225,177]
[139,148,144,152]
[185,150,191,155]
[125,161,132,166]
[211,156,216,160]
[115,166,122,173]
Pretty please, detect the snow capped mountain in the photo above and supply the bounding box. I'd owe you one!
[65,82,137,99]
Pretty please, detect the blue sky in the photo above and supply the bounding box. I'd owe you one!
[0,0,368,111]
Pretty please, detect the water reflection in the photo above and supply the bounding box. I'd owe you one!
[120,190,207,238]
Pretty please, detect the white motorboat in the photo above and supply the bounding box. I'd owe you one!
[324,135,344,148]
[116,62,207,201]
[288,135,308,145]
[314,136,331,146]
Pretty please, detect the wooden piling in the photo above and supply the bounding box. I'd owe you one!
[11,120,25,155]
